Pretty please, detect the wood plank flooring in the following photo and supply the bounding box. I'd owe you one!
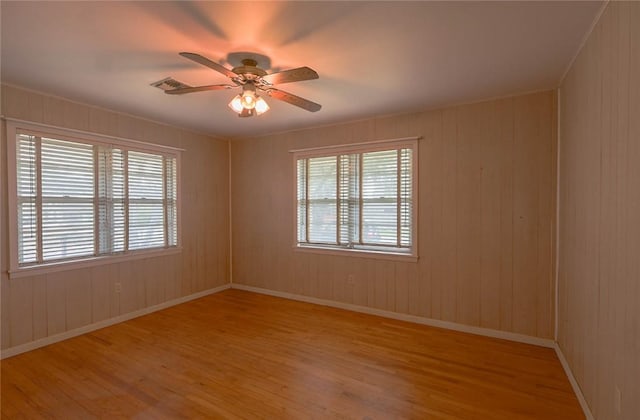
[1,289,583,419]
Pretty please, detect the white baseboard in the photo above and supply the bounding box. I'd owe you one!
[1,284,231,360]
[233,285,597,417]
[230,283,555,349]
[3,281,593,420]
[554,343,594,420]
[235,284,597,419]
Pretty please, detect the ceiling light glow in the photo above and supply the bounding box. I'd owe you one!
[255,97,270,115]
[228,95,244,113]
[228,83,269,116]
[241,92,256,109]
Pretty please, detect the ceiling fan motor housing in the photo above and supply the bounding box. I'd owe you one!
[232,58,267,79]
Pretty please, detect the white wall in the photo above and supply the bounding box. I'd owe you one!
[558,2,640,418]
[231,90,557,339]
[1,85,230,351]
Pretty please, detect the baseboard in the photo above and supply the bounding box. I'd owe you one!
[1,283,231,360]
[3,281,592,420]
[230,283,555,349]
[554,343,594,420]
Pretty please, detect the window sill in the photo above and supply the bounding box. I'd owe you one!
[8,247,182,279]
[293,245,418,263]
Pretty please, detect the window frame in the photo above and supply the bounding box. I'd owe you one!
[291,137,419,262]
[6,118,183,279]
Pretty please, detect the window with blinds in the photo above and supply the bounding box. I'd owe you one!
[295,139,417,256]
[13,129,179,267]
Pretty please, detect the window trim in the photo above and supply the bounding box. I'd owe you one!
[291,137,419,261]
[5,118,183,278]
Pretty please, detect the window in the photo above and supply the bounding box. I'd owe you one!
[8,120,180,273]
[294,138,417,258]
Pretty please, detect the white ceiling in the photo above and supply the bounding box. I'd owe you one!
[1,1,602,139]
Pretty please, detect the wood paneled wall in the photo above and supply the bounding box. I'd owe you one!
[558,2,640,419]
[231,90,557,339]
[0,85,230,351]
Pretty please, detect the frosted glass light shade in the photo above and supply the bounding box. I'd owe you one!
[228,95,243,113]
[255,97,270,115]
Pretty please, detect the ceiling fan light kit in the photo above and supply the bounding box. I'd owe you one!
[228,83,270,116]
[160,53,320,118]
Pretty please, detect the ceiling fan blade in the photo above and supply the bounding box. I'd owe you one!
[179,52,237,79]
[165,84,234,95]
[267,88,321,112]
[262,67,319,85]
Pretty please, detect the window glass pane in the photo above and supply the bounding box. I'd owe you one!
[338,154,360,245]
[17,135,37,197]
[307,156,337,244]
[13,127,180,268]
[128,151,165,249]
[112,150,126,250]
[41,138,94,198]
[297,159,307,243]
[128,201,165,249]
[400,148,413,247]
[128,151,164,199]
[42,201,95,260]
[296,143,415,254]
[165,157,178,247]
[41,137,95,260]
[362,150,398,246]
[18,200,37,263]
[16,135,38,263]
[98,147,125,254]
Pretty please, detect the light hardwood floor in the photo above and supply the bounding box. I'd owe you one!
[1,289,583,419]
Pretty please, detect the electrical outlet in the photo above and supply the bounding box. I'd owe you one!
[115,282,122,293]
[614,386,621,414]
[347,274,355,285]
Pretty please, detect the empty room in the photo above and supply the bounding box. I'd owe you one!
[0,1,638,419]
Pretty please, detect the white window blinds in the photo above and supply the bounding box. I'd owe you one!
[16,135,38,264]
[41,137,95,260]
[306,156,337,244]
[14,130,179,267]
[128,151,166,250]
[296,140,416,255]
[97,147,126,254]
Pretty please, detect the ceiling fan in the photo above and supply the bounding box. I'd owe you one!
[163,52,321,117]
